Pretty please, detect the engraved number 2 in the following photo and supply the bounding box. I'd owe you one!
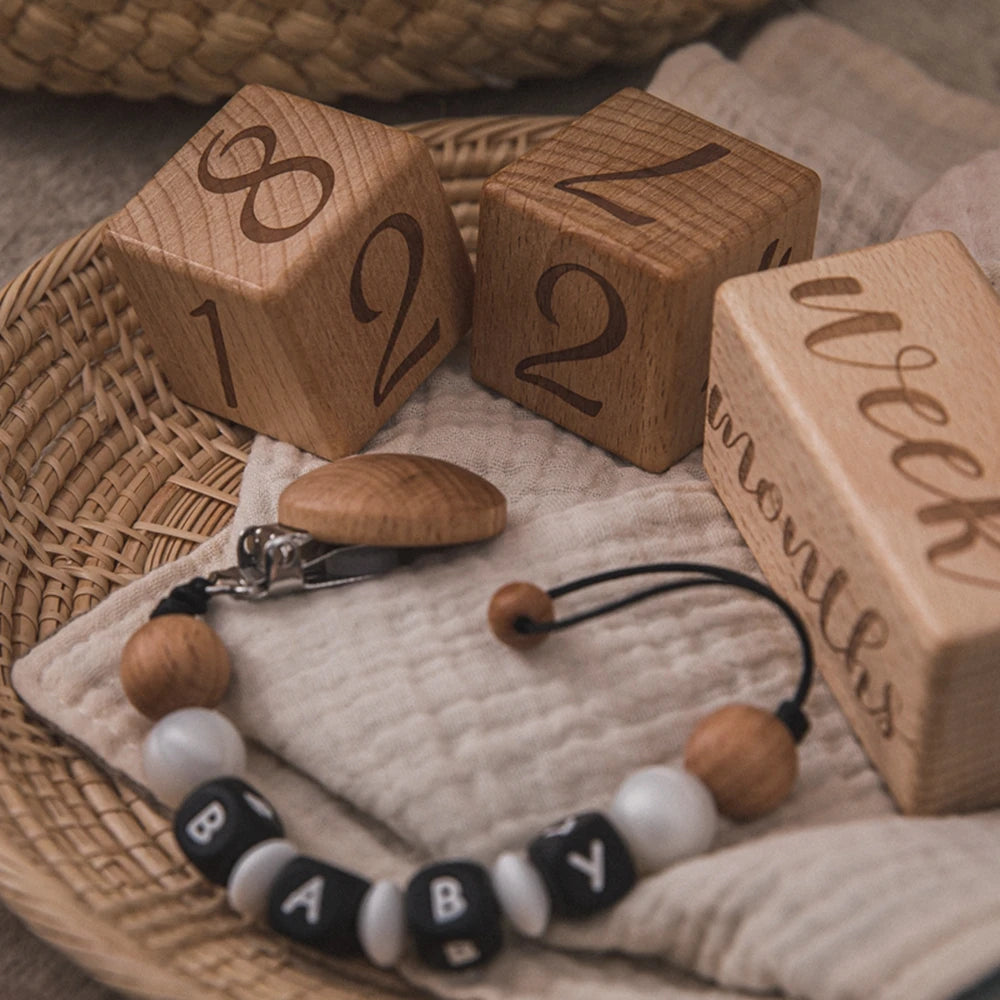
[554,143,730,227]
[190,299,238,409]
[515,263,627,417]
[350,213,441,408]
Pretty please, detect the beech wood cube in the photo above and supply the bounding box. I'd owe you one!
[103,85,473,460]
[470,88,821,472]
[704,230,1000,815]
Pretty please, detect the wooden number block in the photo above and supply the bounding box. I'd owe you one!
[469,88,820,472]
[103,85,473,460]
[704,230,1000,814]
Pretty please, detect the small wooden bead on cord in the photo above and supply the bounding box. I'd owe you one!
[119,455,814,970]
[487,561,813,823]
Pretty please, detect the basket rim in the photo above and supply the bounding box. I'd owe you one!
[0,111,570,1000]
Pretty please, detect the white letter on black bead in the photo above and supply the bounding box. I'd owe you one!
[185,801,227,846]
[281,875,326,926]
[444,940,481,968]
[431,877,468,923]
[527,811,636,917]
[567,839,605,894]
[243,790,276,820]
[544,817,577,838]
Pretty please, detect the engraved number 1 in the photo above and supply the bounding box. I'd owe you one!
[190,299,238,408]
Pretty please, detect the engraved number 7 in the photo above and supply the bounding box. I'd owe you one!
[554,142,730,227]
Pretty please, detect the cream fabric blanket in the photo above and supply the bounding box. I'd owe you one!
[13,13,1000,1000]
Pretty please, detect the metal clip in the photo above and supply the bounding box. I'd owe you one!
[206,524,407,600]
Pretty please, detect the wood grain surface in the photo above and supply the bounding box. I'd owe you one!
[103,85,474,462]
[470,87,820,472]
[277,453,507,546]
[704,230,1000,814]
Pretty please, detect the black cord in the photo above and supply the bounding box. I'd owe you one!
[150,577,214,618]
[515,562,814,741]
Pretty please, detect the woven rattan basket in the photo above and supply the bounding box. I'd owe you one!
[0,113,574,1000]
[0,0,768,103]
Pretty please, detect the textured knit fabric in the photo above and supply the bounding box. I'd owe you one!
[13,13,1000,1000]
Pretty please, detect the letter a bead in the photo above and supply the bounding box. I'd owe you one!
[405,860,503,970]
[527,812,636,917]
[267,856,371,954]
[173,777,283,884]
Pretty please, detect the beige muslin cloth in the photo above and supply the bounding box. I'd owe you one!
[13,13,1000,1000]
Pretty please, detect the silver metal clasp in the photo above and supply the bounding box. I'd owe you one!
[206,524,407,600]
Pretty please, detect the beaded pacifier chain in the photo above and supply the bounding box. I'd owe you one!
[120,453,813,971]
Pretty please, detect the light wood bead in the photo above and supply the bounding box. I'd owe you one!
[121,615,231,720]
[278,453,507,547]
[488,582,554,649]
[683,704,798,821]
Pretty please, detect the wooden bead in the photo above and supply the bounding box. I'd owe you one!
[278,453,507,547]
[488,582,554,649]
[683,704,798,821]
[121,614,231,720]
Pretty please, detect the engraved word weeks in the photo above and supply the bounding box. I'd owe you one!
[792,276,1000,591]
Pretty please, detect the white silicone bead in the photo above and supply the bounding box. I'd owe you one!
[491,851,550,938]
[608,765,718,874]
[141,707,246,807]
[358,879,406,968]
[227,839,297,918]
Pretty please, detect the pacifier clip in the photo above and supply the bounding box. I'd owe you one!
[119,453,812,972]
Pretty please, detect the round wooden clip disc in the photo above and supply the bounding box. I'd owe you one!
[277,453,507,547]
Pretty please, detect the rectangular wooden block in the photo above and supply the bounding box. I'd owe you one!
[471,87,820,472]
[103,84,473,462]
[704,230,1000,814]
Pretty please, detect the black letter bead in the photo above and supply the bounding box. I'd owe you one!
[267,856,371,954]
[174,777,283,885]
[528,811,636,917]
[405,860,503,970]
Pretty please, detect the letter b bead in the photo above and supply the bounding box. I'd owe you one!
[174,777,283,884]
[527,812,636,917]
[405,861,503,970]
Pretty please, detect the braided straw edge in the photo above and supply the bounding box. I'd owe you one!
[0,0,769,103]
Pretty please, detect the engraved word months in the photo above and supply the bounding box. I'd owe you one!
[706,383,897,736]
